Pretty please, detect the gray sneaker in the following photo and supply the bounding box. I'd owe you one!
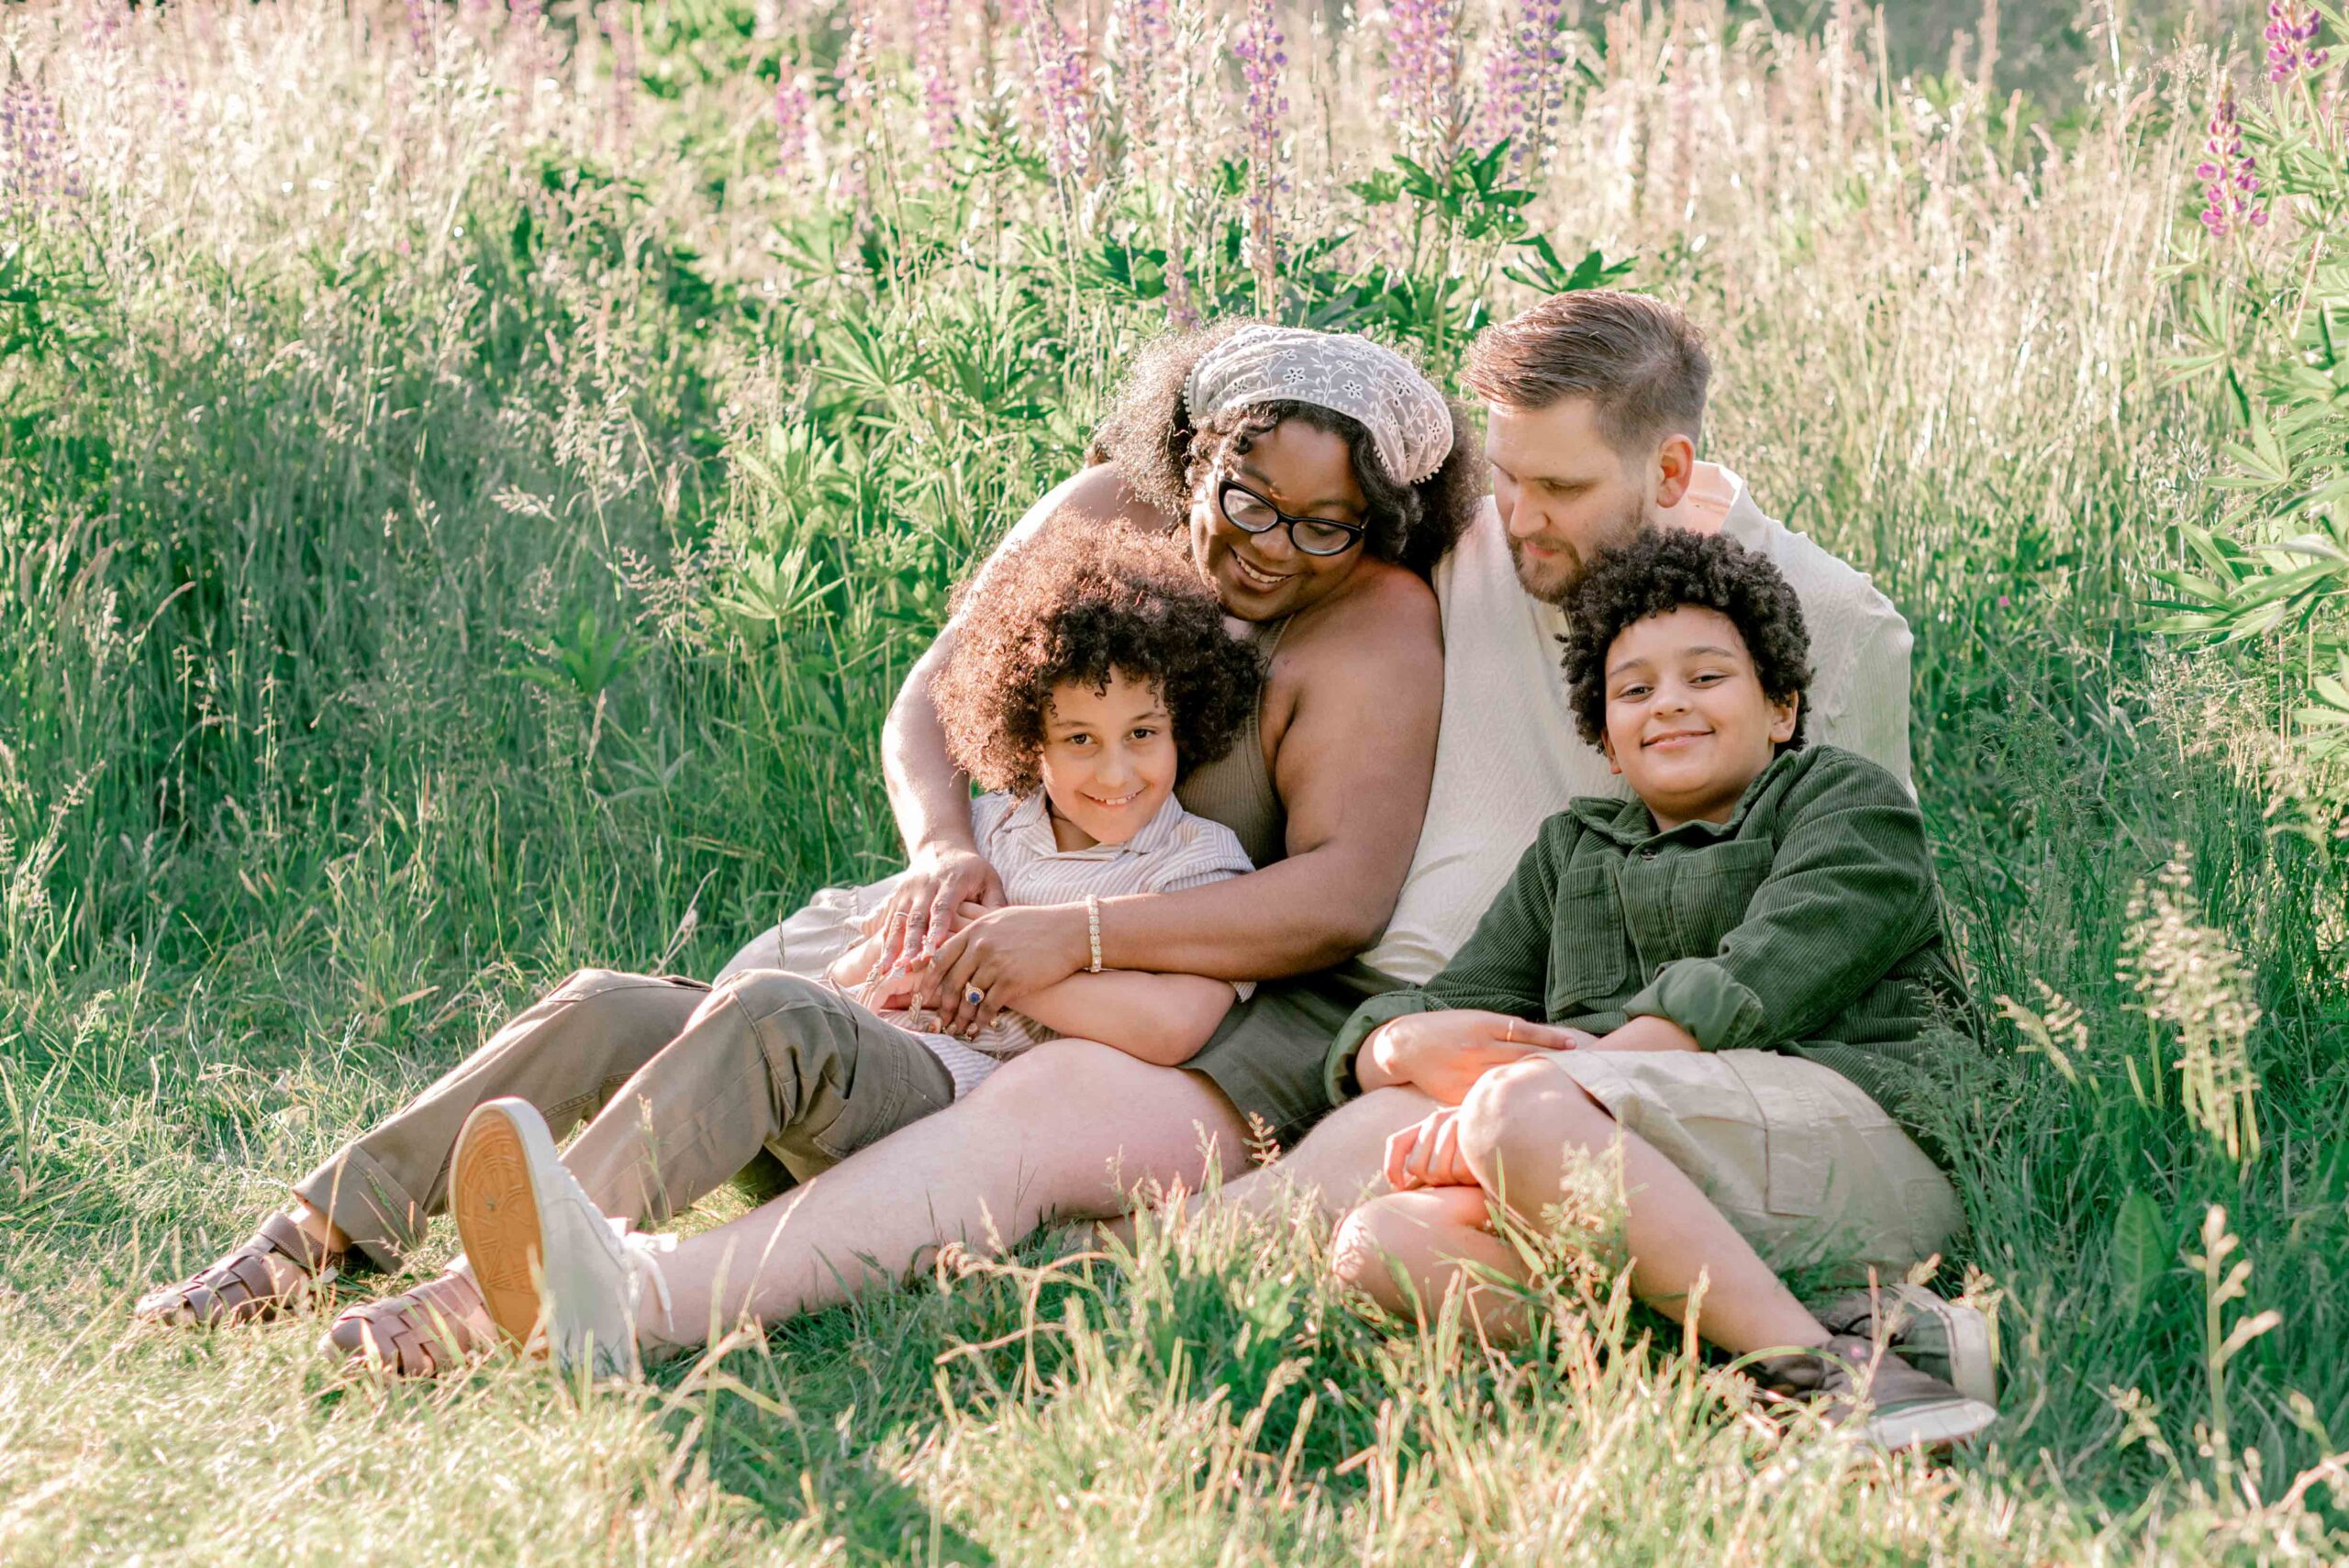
[1753,1333,1998,1451]
[451,1097,673,1381]
[1813,1282,1996,1407]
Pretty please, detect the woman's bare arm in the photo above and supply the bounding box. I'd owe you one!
[920,568,1444,1033]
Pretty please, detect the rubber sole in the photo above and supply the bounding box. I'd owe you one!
[451,1101,551,1351]
[1865,1395,2000,1452]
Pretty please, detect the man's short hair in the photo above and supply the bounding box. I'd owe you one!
[1463,290,1712,454]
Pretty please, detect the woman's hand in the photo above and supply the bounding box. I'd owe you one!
[918,901,1092,1036]
[1362,1010,1596,1105]
[874,847,1008,973]
[1384,1106,1478,1191]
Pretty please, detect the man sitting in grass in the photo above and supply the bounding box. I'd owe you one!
[1322,528,1994,1450]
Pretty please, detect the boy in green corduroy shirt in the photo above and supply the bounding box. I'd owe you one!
[1323,528,1994,1450]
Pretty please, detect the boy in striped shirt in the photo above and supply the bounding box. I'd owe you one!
[441,521,1265,1374]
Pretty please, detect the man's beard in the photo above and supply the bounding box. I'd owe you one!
[1508,502,1647,606]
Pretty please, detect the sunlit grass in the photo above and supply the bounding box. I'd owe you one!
[2,0,2343,1560]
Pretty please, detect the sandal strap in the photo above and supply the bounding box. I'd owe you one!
[135,1213,347,1329]
[329,1273,493,1380]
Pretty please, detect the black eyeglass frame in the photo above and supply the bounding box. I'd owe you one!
[1213,474,1369,558]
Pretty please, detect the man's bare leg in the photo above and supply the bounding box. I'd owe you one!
[639,1040,1252,1355]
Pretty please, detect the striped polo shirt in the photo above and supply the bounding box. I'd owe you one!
[853,788,1256,1095]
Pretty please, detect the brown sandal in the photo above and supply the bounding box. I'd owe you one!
[327,1272,495,1380]
[134,1213,346,1328]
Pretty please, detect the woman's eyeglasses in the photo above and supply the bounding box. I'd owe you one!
[1215,475,1367,557]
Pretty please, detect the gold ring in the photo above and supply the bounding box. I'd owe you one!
[1504,1018,1516,1044]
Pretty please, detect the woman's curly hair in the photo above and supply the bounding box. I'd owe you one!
[1085,319,1485,579]
[930,516,1264,796]
[1557,528,1813,752]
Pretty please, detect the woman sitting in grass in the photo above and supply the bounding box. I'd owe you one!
[436,522,1269,1373]
[1323,528,1997,1451]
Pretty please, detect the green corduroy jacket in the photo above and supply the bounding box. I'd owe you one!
[1325,745,1969,1162]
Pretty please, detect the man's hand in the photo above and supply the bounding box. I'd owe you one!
[1384,1107,1478,1191]
[918,901,1092,1036]
[1362,1009,1597,1105]
[874,847,1008,972]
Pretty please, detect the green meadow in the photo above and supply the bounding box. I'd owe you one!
[2,0,2344,1560]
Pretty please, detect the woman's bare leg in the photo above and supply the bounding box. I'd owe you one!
[640,1040,1252,1354]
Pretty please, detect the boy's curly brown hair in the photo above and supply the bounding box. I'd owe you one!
[1085,319,1486,579]
[1557,528,1813,752]
[930,516,1265,796]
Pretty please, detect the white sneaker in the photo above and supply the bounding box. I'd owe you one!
[451,1097,674,1381]
[1813,1282,1997,1407]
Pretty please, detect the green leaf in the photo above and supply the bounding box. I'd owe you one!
[2110,1189,2167,1318]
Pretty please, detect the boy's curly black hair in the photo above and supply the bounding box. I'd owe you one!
[1085,319,1486,580]
[1557,528,1813,752]
[930,515,1264,796]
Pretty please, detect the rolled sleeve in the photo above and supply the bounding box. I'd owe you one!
[1322,987,1445,1106]
[1622,958,1765,1051]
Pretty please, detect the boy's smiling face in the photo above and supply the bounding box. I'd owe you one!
[1038,670,1179,850]
[1598,606,1798,829]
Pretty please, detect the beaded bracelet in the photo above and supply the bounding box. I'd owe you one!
[1085,893,1103,973]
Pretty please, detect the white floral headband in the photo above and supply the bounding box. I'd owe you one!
[1183,326,1454,486]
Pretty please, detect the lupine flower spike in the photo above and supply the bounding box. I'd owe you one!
[2196,92,2266,238]
[2266,4,2329,85]
[1030,5,1092,183]
[1478,0,1567,171]
[1383,0,1465,159]
[774,72,815,180]
[1232,0,1288,310]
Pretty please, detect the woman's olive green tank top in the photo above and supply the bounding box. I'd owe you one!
[1174,617,1290,868]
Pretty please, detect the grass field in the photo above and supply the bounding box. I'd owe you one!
[4,0,2346,1561]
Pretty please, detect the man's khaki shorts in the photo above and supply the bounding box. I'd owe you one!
[1538,1048,1961,1284]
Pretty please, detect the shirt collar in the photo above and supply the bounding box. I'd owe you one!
[1007,787,1190,859]
[1567,748,1802,849]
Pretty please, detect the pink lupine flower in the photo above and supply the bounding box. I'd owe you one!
[1382,0,1465,156]
[910,0,961,154]
[1232,0,1287,303]
[2266,4,2329,84]
[1030,4,1092,182]
[774,71,815,177]
[1477,0,1566,166]
[832,2,877,209]
[2196,92,2267,238]
[1112,0,1174,150]
[606,0,638,155]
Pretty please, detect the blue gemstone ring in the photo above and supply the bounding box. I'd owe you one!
[964,986,985,1008]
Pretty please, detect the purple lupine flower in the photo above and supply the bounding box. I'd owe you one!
[1476,0,1566,168]
[0,81,77,217]
[509,0,547,98]
[2196,93,2267,238]
[774,70,814,178]
[2266,4,2330,84]
[910,0,961,154]
[1030,4,1092,182]
[1231,0,1287,304]
[1112,0,1174,153]
[406,0,436,61]
[1382,0,1465,156]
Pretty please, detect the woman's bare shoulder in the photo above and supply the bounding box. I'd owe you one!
[1051,462,1178,531]
[1299,559,1441,651]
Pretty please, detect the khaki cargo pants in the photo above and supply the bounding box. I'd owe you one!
[293,969,954,1272]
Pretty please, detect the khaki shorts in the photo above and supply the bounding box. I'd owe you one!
[1541,1048,1961,1284]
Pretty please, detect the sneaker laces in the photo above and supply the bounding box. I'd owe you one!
[604,1217,677,1337]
